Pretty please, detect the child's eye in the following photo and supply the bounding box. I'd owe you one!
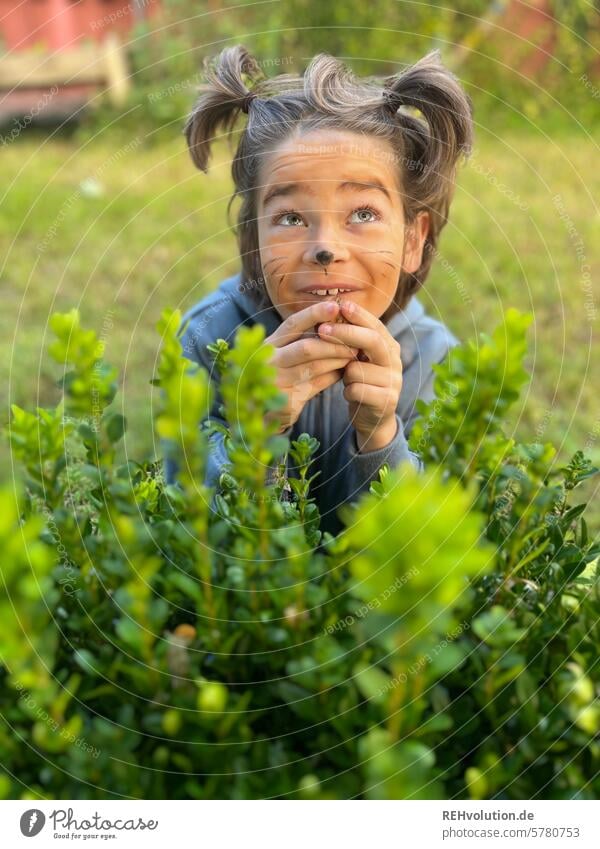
[349,205,381,224]
[273,210,305,227]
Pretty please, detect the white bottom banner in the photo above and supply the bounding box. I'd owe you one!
[0,799,598,848]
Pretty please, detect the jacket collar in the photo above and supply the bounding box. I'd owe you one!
[385,296,425,337]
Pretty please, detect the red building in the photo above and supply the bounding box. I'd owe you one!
[0,0,158,121]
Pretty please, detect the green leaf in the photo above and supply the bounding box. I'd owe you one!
[73,649,97,674]
[105,413,127,444]
[472,606,526,648]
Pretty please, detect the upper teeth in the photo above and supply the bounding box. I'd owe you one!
[308,288,352,296]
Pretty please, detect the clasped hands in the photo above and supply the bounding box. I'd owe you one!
[264,299,402,453]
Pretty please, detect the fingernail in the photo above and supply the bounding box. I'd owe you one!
[342,300,354,314]
[320,323,332,334]
[325,301,337,313]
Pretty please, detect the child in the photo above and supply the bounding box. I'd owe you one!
[167,45,473,537]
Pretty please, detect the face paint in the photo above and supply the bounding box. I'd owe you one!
[256,128,429,322]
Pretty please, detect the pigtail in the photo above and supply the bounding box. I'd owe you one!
[184,45,265,173]
[381,49,474,197]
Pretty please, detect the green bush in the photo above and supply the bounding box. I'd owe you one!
[1,305,598,800]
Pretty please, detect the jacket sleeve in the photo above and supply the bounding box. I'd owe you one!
[318,339,458,522]
[330,410,423,514]
[162,315,292,494]
[346,410,423,478]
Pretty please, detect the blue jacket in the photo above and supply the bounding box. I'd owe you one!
[165,272,460,537]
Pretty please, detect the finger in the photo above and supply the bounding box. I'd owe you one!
[288,368,343,410]
[266,300,340,347]
[287,357,356,385]
[339,299,402,365]
[339,299,389,335]
[342,360,402,390]
[275,336,358,368]
[343,382,398,413]
[308,368,344,398]
[318,323,393,367]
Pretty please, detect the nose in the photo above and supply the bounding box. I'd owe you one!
[315,249,334,266]
[301,218,351,268]
[302,238,350,266]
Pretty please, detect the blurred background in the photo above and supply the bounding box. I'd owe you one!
[1,0,599,523]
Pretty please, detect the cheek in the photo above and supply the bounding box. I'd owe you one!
[361,229,404,279]
[261,232,283,254]
[259,224,285,255]
[360,217,402,247]
[259,228,304,283]
[257,230,296,303]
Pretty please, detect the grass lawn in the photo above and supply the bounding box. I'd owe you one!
[1,125,598,528]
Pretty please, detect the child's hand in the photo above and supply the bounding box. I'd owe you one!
[263,301,359,433]
[317,300,403,453]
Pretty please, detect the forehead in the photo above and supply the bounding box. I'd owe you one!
[257,128,401,203]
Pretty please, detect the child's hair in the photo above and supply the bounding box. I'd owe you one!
[184,45,474,320]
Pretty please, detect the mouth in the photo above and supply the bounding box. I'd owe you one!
[299,287,360,297]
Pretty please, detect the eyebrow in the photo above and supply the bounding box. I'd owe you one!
[261,179,392,207]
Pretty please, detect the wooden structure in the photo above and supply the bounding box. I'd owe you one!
[0,0,158,122]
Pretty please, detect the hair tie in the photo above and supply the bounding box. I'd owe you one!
[240,92,257,114]
[382,87,401,115]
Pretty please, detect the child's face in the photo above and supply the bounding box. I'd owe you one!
[256,128,429,321]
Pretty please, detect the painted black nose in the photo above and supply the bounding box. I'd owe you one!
[315,250,334,266]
